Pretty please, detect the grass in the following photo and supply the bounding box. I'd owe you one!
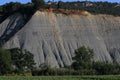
[0,75,120,80]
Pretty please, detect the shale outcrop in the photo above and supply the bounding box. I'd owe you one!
[1,11,120,67]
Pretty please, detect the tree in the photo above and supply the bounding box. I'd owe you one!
[2,2,21,14]
[10,48,35,73]
[72,46,94,70]
[57,1,62,9]
[31,0,45,9]
[0,47,12,75]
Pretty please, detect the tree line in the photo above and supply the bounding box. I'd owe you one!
[51,1,120,16]
[32,46,120,76]
[1,46,120,76]
[0,0,120,23]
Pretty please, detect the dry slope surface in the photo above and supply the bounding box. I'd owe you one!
[1,11,120,67]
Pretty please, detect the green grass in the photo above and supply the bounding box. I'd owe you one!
[0,75,120,80]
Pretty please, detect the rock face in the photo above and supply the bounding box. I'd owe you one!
[0,13,25,45]
[1,11,120,67]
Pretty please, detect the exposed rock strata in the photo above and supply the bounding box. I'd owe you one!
[1,11,120,67]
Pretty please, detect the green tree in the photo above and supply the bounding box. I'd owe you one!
[31,0,45,9]
[10,48,35,73]
[2,2,21,14]
[72,46,94,70]
[0,47,12,75]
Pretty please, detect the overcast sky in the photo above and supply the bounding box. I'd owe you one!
[0,0,119,5]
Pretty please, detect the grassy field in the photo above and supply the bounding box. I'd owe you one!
[0,75,120,80]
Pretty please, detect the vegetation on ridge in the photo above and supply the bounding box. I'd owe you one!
[50,1,120,16]
[0,0,119,23]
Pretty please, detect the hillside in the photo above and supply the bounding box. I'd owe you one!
[0,10,119,67]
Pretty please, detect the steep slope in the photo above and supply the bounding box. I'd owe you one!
[2,11,120,67]
[0,13,25,45]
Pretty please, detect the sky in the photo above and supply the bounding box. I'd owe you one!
[0,0,119,5]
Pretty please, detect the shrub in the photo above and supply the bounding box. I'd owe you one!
[72,46,94,70]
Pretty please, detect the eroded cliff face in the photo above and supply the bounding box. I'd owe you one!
[0,13,25,45]
[1,11,120,67]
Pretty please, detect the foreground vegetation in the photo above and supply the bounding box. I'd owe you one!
[0,47,35,75]
[32,46,120,76]
[1,75,120,80]
[1,46,120,76]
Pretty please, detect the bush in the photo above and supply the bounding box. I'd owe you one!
[31,0,45,10]
[93,62,120,75]
[32,67,79,76]
[72,46,93,70]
